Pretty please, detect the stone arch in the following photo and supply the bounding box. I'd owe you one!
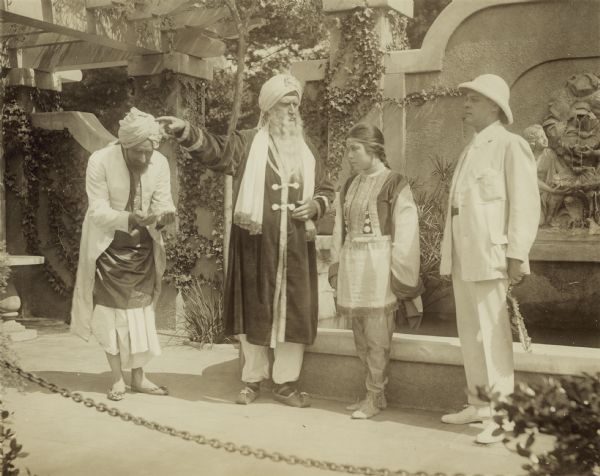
[386,0,537,74]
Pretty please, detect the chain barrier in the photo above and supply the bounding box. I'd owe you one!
[3,360,487,476]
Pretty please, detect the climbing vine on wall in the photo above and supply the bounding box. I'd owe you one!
[1,86,80,296]
[323,7,387,181]
[128,72,224,289]
[1,72,222,300]
[322,6,460,183]
[319,6,462,310]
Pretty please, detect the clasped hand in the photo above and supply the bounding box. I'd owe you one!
[291,199,318,221]
[129,210,176,229]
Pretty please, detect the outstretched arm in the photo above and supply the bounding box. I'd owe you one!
[158,116,253,175]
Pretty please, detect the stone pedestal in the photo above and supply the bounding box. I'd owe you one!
[0,281,21,318]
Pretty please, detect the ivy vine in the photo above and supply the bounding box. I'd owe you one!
[323,7,386,181]
[1,72,223,301]
[322,6,461,183]
[1,86,76,296]
[110,71,224,290]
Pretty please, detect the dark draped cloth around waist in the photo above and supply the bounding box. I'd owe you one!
[93,227,155,310]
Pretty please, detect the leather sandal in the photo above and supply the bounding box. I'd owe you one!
[236,384,260,405]
[273,384,311,408]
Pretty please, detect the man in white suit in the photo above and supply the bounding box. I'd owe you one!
[439,74,540,444]
[71,108,175,401]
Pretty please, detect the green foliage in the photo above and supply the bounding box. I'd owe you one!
[10,71,221,294]
[406,0,452,48]
[61,67,131,136]
[1,88,75,297]
[0,242,11,295]
[0,403,27,476]
[205,0,328,134]
[323,7,390,182]
[409,156,454,310]
[178,279,225,345]
[480,374,600,476]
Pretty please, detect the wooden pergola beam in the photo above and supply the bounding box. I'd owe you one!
[0,2,160,54]
[31,111,116,152]
[1,0,235,75]
[85,0,127,9]
[6,32,81,49]
[167,6,229,30]
[0,22,43,38]
[124,0,191,21]
[19,42,133,71]
[169,29,226,58]
[128,52,213,80]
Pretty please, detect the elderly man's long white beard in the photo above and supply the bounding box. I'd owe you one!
[269,115,306,181]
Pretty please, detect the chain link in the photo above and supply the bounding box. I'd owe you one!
[3,360,488,476]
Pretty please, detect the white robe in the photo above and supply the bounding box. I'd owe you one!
[71,144,175,341]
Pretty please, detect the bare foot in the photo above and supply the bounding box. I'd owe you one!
[131,368,161,390]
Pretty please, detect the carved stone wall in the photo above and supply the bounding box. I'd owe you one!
[385,0,600,333]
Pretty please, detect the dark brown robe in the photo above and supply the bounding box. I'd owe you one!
[181,127,335,346]
[93,167,155,310]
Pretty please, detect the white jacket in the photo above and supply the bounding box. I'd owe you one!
[70,144,175,340]
[439,122,540,281]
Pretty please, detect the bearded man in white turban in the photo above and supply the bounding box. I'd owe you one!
[71,107,176,401]
[159,74,334,407]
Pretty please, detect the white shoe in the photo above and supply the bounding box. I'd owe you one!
[351,392,382,420]
[346,399,364,411]
[346,393,387,411]
[441,405,491,425]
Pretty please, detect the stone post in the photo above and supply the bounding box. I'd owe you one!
[323,0,413,183]
[128,53,213,332]
[294,0,413,328]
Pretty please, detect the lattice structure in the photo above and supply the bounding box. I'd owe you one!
[0,0,265,88]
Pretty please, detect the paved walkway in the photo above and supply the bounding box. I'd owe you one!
[4,323,527,476]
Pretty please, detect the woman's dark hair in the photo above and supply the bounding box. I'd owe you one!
[347,123,389,167]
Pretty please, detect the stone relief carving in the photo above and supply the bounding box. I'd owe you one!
[523,73,600,233]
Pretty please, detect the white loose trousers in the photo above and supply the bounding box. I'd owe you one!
[451,215,514,407]
[239,335,305,385]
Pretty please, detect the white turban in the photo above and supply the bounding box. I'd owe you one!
[258,74,303,113]
[118,107,162,149]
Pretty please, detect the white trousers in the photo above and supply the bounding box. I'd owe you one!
[239,335,305,385]
[452,217,514,407]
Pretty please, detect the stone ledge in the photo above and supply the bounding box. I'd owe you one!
[308,328,600,376]
[530,229,600,262]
